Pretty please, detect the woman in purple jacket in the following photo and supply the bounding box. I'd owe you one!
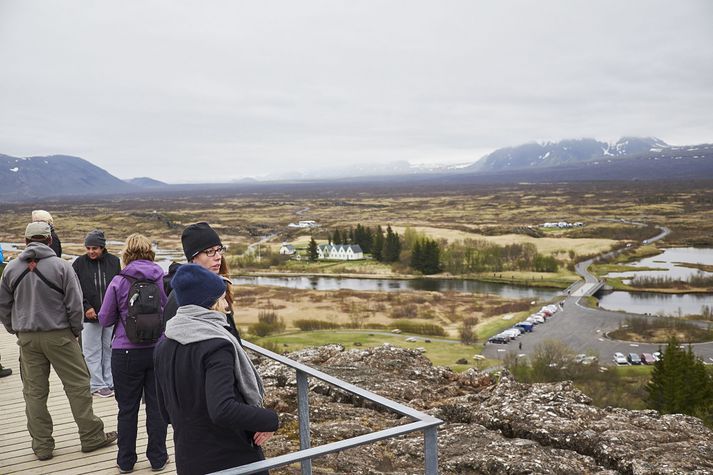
[99,233,169,473]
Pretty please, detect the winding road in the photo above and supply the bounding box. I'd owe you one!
[483,225,713,364]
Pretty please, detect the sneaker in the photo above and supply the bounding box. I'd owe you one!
[117,464,134,474]
[151,457,169,471]
[0,367,12,378]
[93,388,114,398]
[81,431,118,453]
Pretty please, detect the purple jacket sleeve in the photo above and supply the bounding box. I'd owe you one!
[98,280,120,328]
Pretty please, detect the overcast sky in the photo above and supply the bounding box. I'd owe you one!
[1,1,712,183]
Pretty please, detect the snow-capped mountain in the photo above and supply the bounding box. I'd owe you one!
[0,154,136,200]
[466,137,670,172]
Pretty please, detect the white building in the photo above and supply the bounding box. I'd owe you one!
[288,220,318,228]
[279,243,296,255]
[317,244,364,260]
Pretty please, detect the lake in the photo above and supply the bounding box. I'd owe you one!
[232,275,561,300]
[605,247,713,282]
[596,290,712,317]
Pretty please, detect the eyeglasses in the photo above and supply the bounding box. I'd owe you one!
[196,246,225,258]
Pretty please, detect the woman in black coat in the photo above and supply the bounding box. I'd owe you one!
[154,264,278,475]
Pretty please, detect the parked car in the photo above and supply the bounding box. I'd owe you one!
[653,351,662,362]
[528,314,545,324]
[502,329,521,339]
[640,353,656,365]
[488,335,509,344]
[613,352,628,365]
[627,353,642,365]
[515,322,534,333]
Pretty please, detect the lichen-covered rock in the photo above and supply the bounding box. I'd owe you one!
[256,344,713,474]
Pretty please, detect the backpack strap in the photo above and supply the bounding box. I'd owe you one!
[10,259,65,295]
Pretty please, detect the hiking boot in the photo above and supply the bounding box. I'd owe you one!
[117,464,134,474]
[0,367,12,378]
[35,451,53,461]
[81,431,118,453]
[93,387,114,398]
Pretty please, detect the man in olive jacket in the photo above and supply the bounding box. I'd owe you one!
[0,222,116,460]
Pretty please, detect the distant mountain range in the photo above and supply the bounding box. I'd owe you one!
[1,137,712,201]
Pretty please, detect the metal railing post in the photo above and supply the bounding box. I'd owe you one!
[296,369,312,475]
[424,426,438,474]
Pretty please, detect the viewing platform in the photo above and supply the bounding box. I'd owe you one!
[0,328,175,475]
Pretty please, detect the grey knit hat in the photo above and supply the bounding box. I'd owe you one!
[84,230,106,248]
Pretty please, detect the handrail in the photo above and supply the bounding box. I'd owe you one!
[210,341,443,475]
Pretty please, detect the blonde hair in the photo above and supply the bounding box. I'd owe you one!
[121,233,155,266]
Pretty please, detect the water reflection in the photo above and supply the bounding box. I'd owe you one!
[231,275,559,299]
[606,247,713,281]
[597,290,713,316]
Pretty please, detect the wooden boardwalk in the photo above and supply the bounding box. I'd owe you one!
[0,330,177,475]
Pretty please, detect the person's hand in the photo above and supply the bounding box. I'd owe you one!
[85,308,97,320]
[253,432,274,446]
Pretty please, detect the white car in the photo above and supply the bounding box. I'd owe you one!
[613,352,628,365]
[528,314,545,324]
[501,329,520,339]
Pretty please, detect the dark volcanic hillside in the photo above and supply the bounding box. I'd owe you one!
[0,154,135,200]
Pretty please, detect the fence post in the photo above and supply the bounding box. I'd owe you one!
[297,369,312,475]
[424,426,438,474]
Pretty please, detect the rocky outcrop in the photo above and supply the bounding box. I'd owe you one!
[257,344,713,474]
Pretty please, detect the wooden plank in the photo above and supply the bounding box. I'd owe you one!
[0,330,177,474]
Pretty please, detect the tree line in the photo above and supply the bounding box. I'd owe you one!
[311,224,559,275]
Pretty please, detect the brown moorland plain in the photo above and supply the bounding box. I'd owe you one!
[2,180,711,257]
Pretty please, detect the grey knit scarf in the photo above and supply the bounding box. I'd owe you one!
[164,305,265,406]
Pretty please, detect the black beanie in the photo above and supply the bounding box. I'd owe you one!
[171,264,227,308]
[181,222,222,261]
[85,230,106,248]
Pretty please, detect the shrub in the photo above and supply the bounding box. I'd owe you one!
[249,310,285,336]
[390,303,419,319]
[294,319,341,331]
[389,321,446,337]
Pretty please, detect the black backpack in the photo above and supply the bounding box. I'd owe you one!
[119,274,163,344]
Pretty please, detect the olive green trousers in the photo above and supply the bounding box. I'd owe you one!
[18,329,106,455]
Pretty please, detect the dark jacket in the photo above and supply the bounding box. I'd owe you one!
[163,285,241,342]
[153,337,278,475]
[72,251,121,322]
[50,228,62,257]
[163,262,182,295]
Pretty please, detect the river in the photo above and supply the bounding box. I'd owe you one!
[233,275,560,300]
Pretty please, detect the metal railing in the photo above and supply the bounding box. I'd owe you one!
[211,341,443,475]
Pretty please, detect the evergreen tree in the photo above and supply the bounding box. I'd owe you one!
[332,229,342,245]
[421,239,441,275]
[372,225,384,261]
[646,337,713,420]
[308,237,319,262]
[348,227,354,244]
[383,226,402,262]
[411,238,441,274]
[410,240,424,271]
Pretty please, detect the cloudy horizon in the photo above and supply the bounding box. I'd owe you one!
[1,1,711,183]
